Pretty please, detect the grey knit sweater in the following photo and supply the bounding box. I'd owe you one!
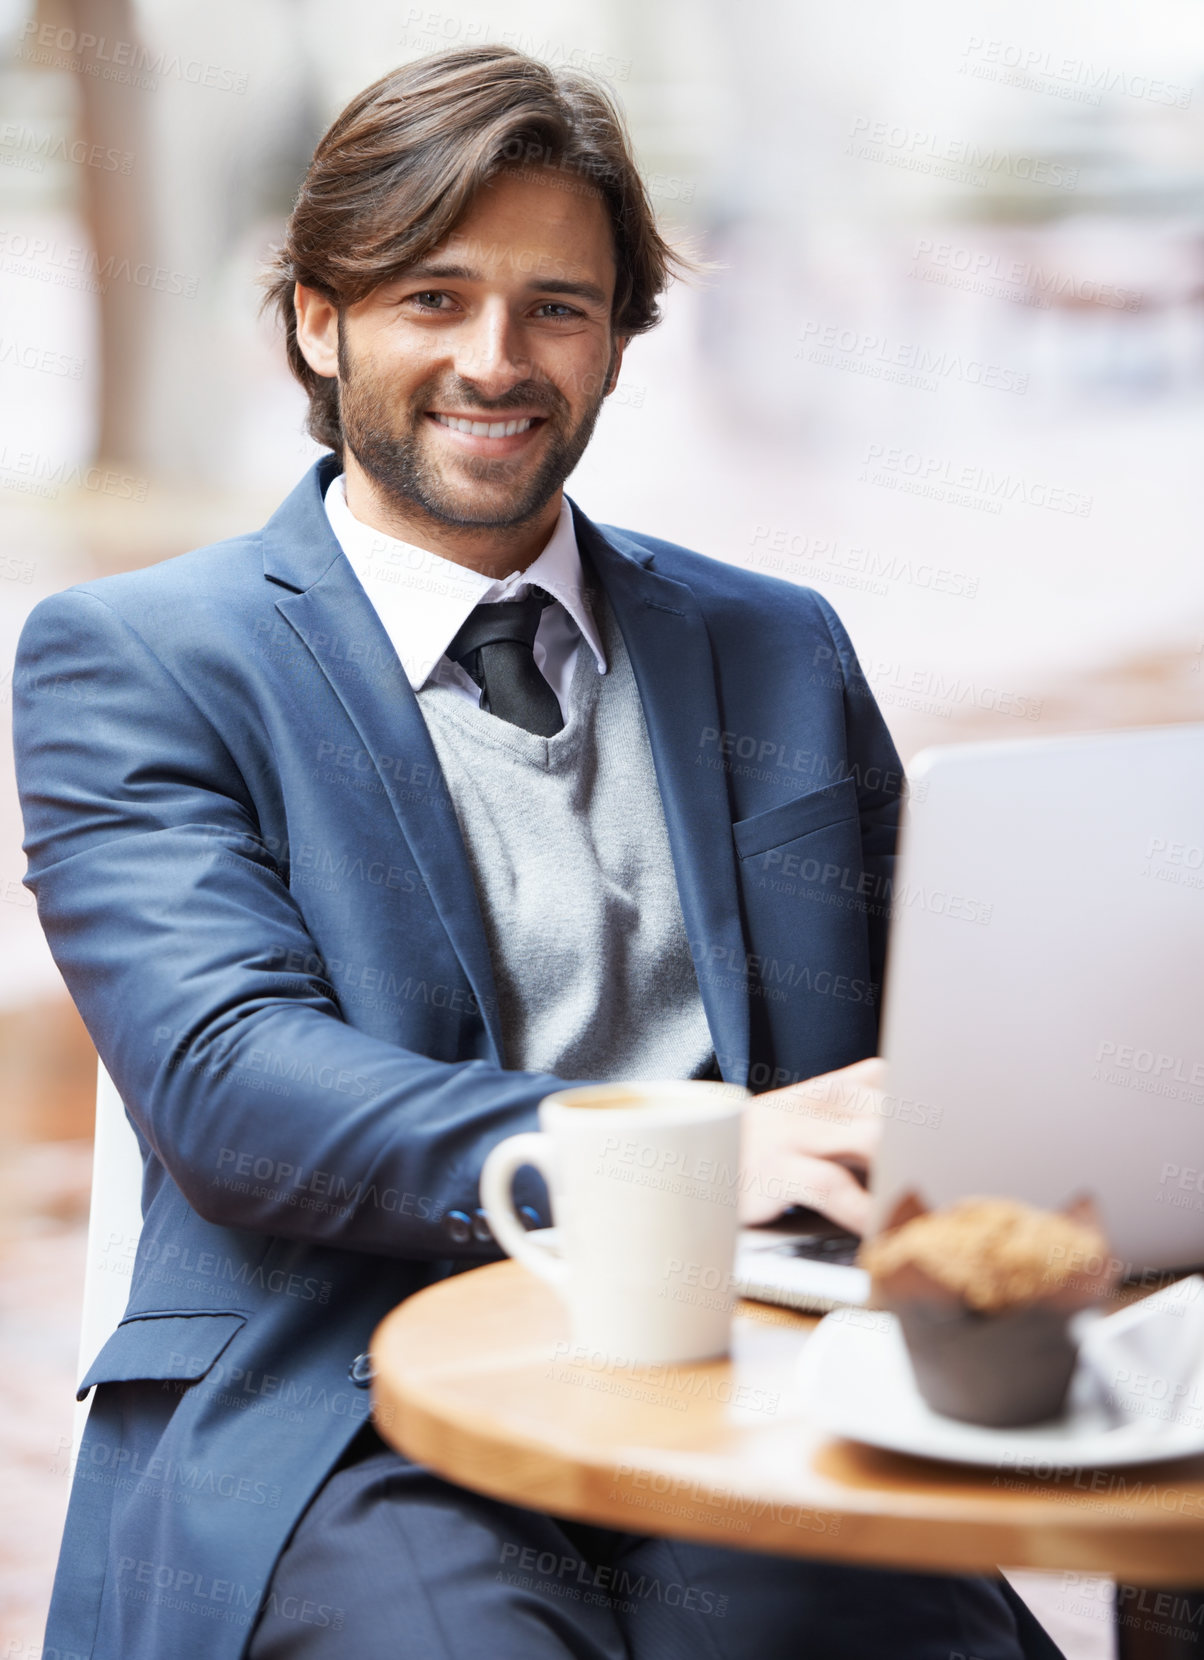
[416,578,715,1082]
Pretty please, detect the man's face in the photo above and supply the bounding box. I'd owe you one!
[334,166,624,532]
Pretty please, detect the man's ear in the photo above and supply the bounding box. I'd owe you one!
[293,283,340,379]
[604,334,630,397]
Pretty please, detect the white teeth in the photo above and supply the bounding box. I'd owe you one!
[432,414,535,438]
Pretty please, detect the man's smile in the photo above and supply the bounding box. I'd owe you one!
[426,409,549,457]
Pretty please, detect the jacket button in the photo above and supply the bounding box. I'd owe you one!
[471,1208,494,1243]
[518,1206,542,1231]
[444,1209,472,1244]
[349,1353,374,1388]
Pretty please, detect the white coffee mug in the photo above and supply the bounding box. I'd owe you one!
[480,1079,748,1365]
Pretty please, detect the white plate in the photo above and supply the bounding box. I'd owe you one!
[795,1280,1204,1469]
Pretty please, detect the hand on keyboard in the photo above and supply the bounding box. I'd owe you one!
[738,1056,885,1234]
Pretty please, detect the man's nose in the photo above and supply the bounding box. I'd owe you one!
[452,302,533,398]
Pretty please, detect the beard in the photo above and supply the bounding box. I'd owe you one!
[335,321,617,532]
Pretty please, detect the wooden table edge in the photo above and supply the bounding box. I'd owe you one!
[370,1266,1204,1585]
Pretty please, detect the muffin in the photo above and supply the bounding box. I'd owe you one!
[858,1193,1115,1427]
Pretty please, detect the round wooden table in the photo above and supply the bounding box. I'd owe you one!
[370,1259,1204,1588]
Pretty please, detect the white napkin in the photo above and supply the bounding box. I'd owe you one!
[1074,1275,1204,1435]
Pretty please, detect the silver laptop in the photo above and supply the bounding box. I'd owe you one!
[735,722,1204,1313]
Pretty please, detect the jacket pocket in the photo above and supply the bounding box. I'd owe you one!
[77,1310,248,1400]
[732,776,858,861]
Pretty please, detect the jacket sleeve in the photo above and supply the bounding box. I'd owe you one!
[13,586,571,1259]
[810,590,903,1022]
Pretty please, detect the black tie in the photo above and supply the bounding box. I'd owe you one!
[445,587,564,737]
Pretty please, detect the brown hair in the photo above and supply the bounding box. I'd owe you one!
[262,46,697,457]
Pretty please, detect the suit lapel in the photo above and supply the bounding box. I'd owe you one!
[263,458,504,1060]
[260,460,750,1087]
[571,505,751,1088]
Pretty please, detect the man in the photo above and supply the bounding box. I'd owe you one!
[16,46,1062,1660]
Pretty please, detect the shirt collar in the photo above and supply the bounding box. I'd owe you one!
[322,470,607,691]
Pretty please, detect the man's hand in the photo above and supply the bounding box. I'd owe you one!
[739,1057,886,1235]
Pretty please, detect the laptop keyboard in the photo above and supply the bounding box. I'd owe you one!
[773,1229,861,1267]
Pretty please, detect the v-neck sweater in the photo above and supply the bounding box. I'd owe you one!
[415,576,715,1082]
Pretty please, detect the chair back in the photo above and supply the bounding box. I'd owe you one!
[70,1064,145,1459]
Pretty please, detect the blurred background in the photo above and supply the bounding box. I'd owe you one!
[2,0,1203,1653]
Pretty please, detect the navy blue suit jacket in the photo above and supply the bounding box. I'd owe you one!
[15,453,903,1660]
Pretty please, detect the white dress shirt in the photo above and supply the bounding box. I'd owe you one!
[322,471,607,717]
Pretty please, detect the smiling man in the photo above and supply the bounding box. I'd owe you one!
[306,176,623,566]
[16,46,1061,1660]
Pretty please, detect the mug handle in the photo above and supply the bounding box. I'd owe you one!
[480,1132,569,1290]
